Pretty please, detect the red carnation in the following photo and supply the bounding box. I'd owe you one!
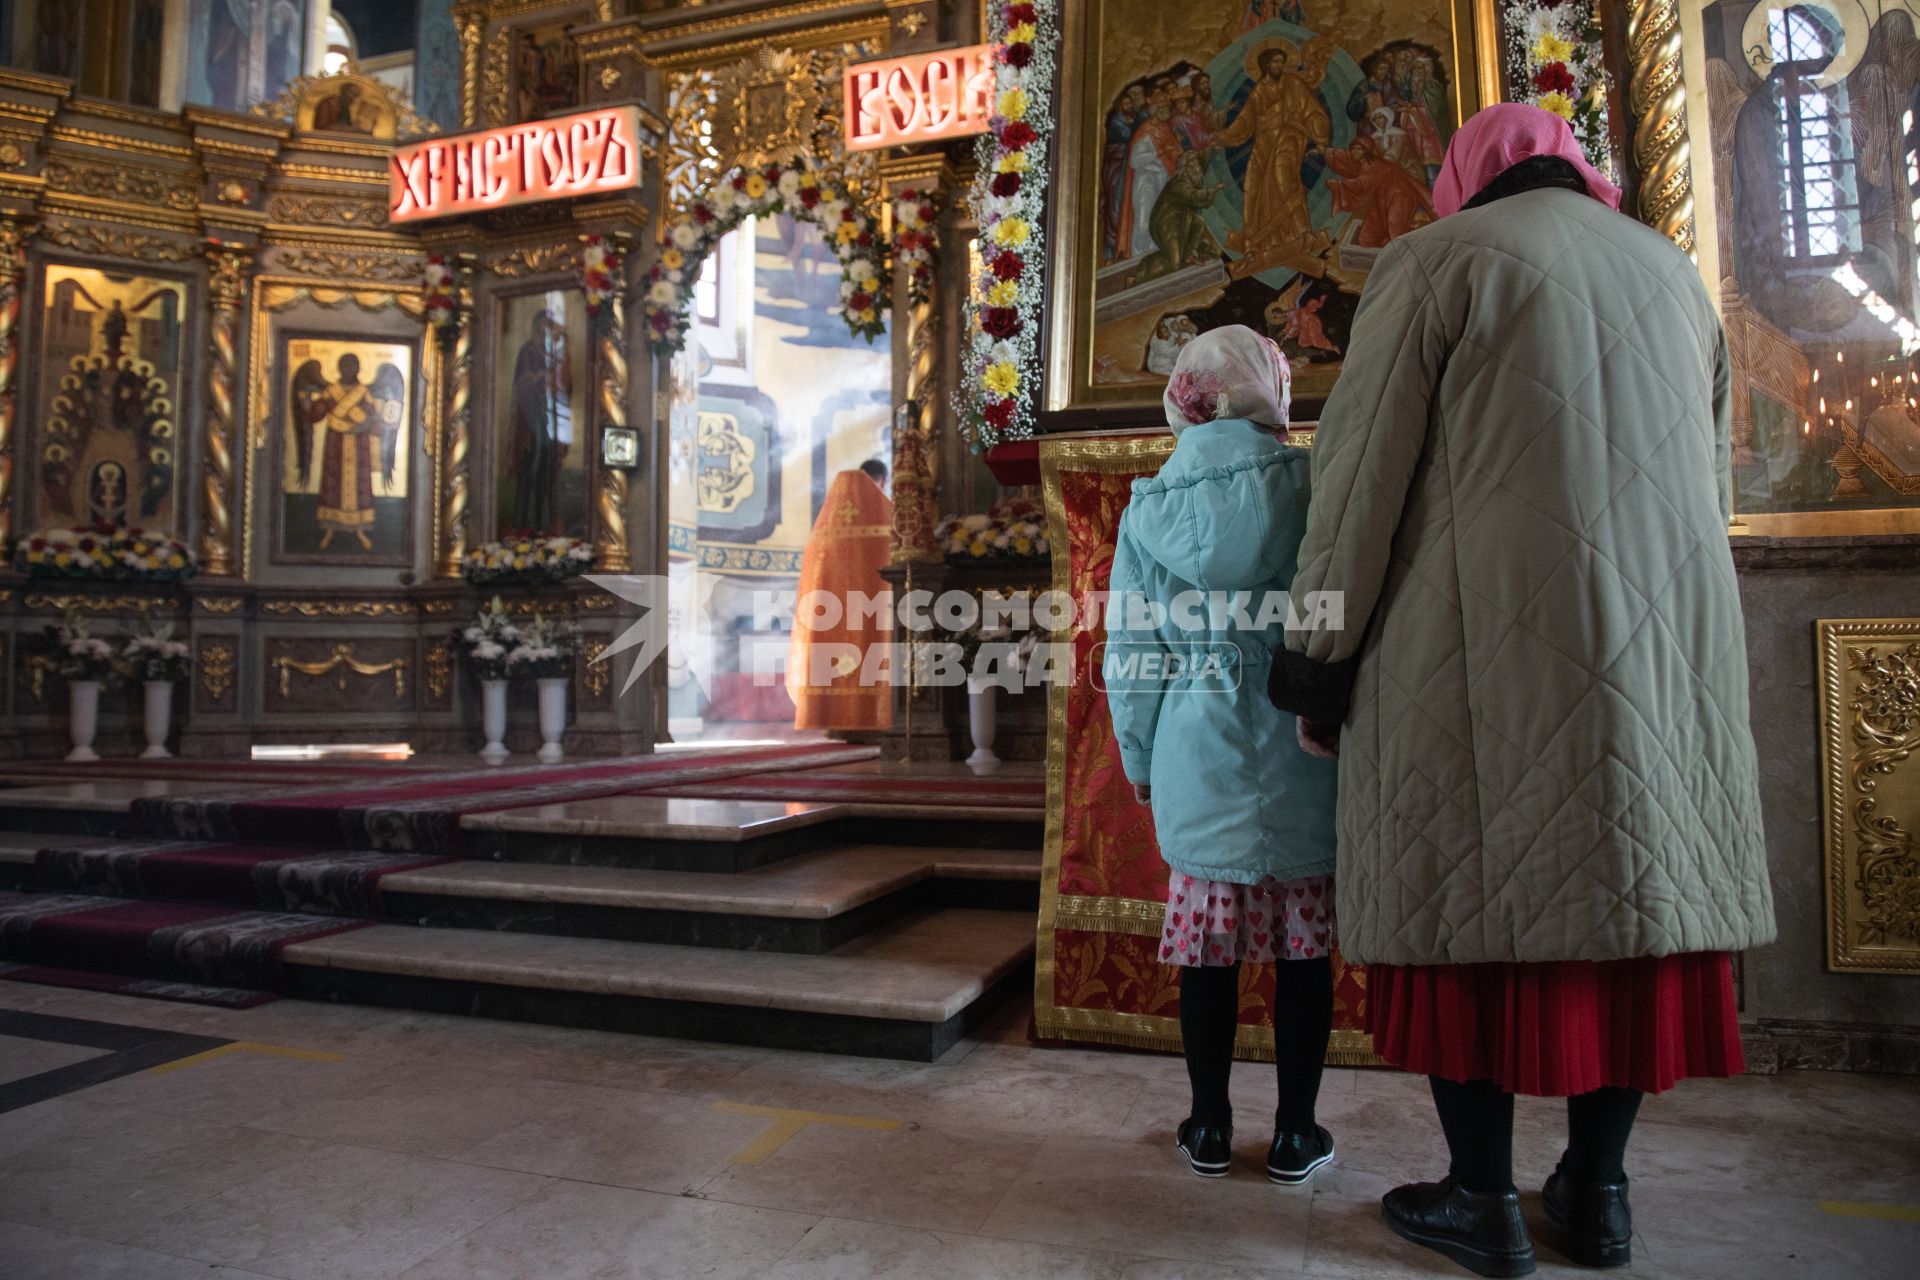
[991,172,1022,198]
[799,187,820,207]
[982,307,1021,338]
[1533,62,1576,95]
[649,310,671,332]
[28,537,45,551]
[849,291,873,311]
[917,203,935,221]
[1000,121,1037,148]
[1006,3,1037,23]
[732,174,747,190]
[983,399,1016,429]
[692,204,714,224]
[1001,42,1034,69]
[991,252,1023,280]
[841,207,856,221]
[764,163,781,181]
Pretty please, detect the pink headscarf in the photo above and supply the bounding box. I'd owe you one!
[1431,103,1622,219]
[1162,325,1292,435]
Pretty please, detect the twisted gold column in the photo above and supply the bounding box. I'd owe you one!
[1627,0,1697,257]
[438,272,474,578]
[200,242,251,577]
[0,215,31,549]
[595,246,632,574]
[455,4,483,128]
[890,281,942,565]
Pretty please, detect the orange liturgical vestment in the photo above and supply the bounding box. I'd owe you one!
[788,470,895,731]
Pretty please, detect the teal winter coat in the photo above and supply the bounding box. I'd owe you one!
[1104,419,1338,886]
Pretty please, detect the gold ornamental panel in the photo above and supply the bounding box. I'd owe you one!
[1820,619,1920,973]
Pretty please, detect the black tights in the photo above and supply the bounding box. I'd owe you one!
[1428,1076,1644,1194]
[1179,958,1332,1134]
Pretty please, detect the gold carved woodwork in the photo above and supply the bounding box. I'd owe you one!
[272,643,407,698]
[582,640,610,699]
[599,66,622,91]
[199,639,236,703]
[26,653,50,705]
[261,600,418,618]
[42,158,198,213]
[24,592,180,614]
[440,259,476,578]
[485,242,583,277]
[252,65,440,142]
[197,596,243,614]
[200,241,252,578]
[457,6,485,128]
[266,193,389,228]
[0,141,26,168]
[425,642,454,701]
[422,598,458,615]
[276,248,424,284]
[1626,0,1697,257]
[38,219,196,262]
[1821,620,1920,974]
[482,28,512,128]
[0,212,29,549]
[593,234,631,574]
[647,1,884,71]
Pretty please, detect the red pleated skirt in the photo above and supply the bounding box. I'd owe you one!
[1366,952,1745,1096]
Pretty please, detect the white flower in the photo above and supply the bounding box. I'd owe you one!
[818,199,846,225]
[473,640,503,660]
[848,259,875,283]
[649,279,678,305]
[778,169,802,198]
[670,222,699,250]
[840,279,856,300]
[961,514,992,532]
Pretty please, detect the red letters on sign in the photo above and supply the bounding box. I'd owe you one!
[388,106,644,224]
[843,46,996,152]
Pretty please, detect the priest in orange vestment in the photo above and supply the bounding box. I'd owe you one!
[788,462,895,730]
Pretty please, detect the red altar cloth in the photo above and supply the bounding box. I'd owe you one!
[1034,433,1374,1064]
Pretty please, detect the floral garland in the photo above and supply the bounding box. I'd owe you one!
[581,234,623,319]
[936,495,1049,561]
[892,188,938,305]
[423,254,459,336]
[960,1,1058,452]
[643,160,889,355]
[19,523,195,582]
[1503,0,1613,174]
[462,534,595,586]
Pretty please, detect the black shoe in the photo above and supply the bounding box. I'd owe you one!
[1543,1167,1632,1268]
[1382,1176,1536,1278]
[1267,1123,1334,1184]
[1175,1117,1231,1178]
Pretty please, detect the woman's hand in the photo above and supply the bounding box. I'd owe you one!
[1296,717,1339,759]
[1133,782,1152,805]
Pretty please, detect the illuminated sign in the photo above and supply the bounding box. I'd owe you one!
[388,105,643,224]
[843,45,995,152]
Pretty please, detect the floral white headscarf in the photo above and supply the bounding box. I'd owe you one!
[1162,324,1292,435]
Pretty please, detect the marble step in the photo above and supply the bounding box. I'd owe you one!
[280,908,1036,1060]
[457,796,851,870]
[377,845,1041,952]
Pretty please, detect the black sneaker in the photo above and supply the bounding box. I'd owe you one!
[1382,1176,1536,1278]
[1267,1123,1335,1184]
[1543,1167,1632,1268]
[1175,1117,1231,1178]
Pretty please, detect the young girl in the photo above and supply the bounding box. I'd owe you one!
[1105,324,1340,1184]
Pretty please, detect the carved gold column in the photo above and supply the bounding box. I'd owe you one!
[200,241,251,577]
[455,4,484,129]
[594,237,631,574]
[438,259,475,579]
[0,214,31,549]
[891,279,942,565]
[1626,0,1697,257]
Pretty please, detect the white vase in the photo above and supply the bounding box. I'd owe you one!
[479,678,509,764]
[536,677,567,763]
[65,680,101,762]
[966,678,1000,766]
[141,680,173,758]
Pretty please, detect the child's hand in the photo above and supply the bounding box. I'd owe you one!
[1296,717,1339,758]
[1133,782,1152,805]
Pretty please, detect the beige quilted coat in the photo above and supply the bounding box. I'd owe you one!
[1279,187,1775,967]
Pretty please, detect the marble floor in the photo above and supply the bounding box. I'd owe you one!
[0,982,1915,1280]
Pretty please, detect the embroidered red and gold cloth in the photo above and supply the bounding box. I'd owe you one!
[1035,434,1374,1064]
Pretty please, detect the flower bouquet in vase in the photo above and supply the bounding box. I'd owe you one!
[459,597,521,762]
[123,622,191,758]
[50,610,119,761]
[507,613,578,763]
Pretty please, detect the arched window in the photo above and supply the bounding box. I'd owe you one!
[1771,4,1861,261]
[323,12,358,76]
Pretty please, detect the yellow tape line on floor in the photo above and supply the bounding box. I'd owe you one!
[1817,1200,1920,1222]
[711,1101,902,1165]
[145,1042,346,1075]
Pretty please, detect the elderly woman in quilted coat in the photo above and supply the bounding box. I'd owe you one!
[1267,104,1775,1279]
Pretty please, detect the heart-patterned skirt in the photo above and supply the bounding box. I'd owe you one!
[1159,871,1335,967]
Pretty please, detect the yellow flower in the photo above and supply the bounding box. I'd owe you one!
[661,247,685,270]
[1008,21,1036,44]
[998,88,1029,121]
[995,151,1030,174]
[987,279,1019,307]
[53,552,71,567]
[1538,91,1575,120]
[1533,33,1575,65]
[166,553,184,568]
[969,540,988,557]
[512,556,528,569]
[744,174,768,198]
[991,217,1030,247]
[983,361,1021,396]
[1013,536,1032,554]
[835,221,860,244]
